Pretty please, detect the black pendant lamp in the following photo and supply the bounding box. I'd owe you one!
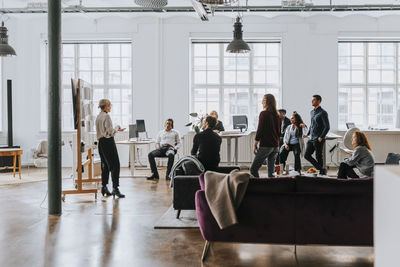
[0,21,16,57]
[226,16,251,54]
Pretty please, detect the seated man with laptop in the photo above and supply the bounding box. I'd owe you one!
[147,119,180,180]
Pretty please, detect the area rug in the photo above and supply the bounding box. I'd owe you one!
[154,206,199,229]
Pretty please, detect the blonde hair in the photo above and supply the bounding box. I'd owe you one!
[98,99,111,110]
[210,110,218,120]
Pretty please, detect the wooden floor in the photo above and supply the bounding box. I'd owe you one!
[0,168,374,267]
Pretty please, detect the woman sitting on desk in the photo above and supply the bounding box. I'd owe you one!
[95,99,125,198]
[279,112,307,174]
[337,131,375,179]
[210,110,225,133]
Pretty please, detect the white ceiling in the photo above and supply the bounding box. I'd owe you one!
[3,0,400,8]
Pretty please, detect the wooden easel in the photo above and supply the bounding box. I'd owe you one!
[62,79,101,201]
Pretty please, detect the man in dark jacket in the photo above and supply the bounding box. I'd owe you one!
[304,95,330,175]
[191,116,222,171]
[275,109,291,165]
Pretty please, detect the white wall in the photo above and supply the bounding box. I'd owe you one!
[3,13,400,166]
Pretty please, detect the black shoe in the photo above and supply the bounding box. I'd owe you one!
[112,187,125,198]
[147,174,159,180]
[101,186,112,196]
[319,169,327,175]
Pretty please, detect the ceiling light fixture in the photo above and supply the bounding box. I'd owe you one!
[134,0,168,8]
[0,21,16,57]
[226,16,250,54]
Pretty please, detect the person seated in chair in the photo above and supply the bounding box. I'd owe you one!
[279,112,307,174]
[209,110,225,133]
[337,131,375,179]
[147,119,180,180]
[191,116,222,171]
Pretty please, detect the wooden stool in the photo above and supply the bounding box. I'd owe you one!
[0,149,23,179]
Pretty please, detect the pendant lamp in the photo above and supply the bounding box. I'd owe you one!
[0,21,16,57]
[134,0,168,8]
[226,16,251,54]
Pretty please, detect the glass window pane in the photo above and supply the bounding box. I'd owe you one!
[351,43,364,56]
[63,44,74,57]
[92,44,104,57]
[194,71,206,84]
[92,72,103,84]
[207,58,219,70]
[121,44,131,57]
[63,72,74,85]
[253,44,266,57]
[92,58,104,71]
[194,44,206,57]
[121,72,131,84]
[63,58,75,71]
[79,44,91,57]
[109,72,121,84]
[79,58,91,71]
[267,43,279,57]
[207,44,219,57]
[194,58,206,70]
[224,71,236,84]
[254,71,266,83]
[207,71,219,84]
[237,71,249,84]
[109,44,121,57]
[266,71,279,84]
[109,58,121,71]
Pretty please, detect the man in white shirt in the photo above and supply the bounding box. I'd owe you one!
[147,119,180,180]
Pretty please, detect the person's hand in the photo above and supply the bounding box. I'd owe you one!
[285,145,289,150]
[156,147,161,150]
[213,130,219,134]
[318,137,323,142]
[118,128,126,132]
[168,147,174,150]
[303,134,308,138]
[300,123,305,128]
[253,145,258,155]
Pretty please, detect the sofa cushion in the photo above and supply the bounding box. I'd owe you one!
[295,176,373,194]
[246,177,296,194]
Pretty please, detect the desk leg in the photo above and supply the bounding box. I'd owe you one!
[18,155,21,179]
[227,137,232,165]
[323,141,327,170]
[130,145,135,177]
[13,155,16,177]
[234,137,239,166]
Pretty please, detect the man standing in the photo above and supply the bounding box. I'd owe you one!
[304,95,330,175]
[191,116,222,171]
[275,109,291,165]
[147,119,180,180]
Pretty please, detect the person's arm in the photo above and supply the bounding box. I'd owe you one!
[174,131,181,150]
[320,110,330,139]
[191,134,199,156]
[104,114,117,137]
[344,147,361,167]
[219,121,225,132]
[255,112,264,142]
[156,131,161,150]
[283,126,291,146]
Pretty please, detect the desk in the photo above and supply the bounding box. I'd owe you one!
[0,148,23,178]
[220,132,250,165]
[116,139,154,177]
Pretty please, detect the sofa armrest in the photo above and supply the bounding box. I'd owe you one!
[173,176,200,210]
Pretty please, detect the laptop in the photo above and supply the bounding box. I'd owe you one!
[346,122,356,129]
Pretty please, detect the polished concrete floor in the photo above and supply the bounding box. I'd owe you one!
[0,168,374,267]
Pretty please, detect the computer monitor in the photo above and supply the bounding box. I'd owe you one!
[346,122,356,129]
[233,115,248,132]
[129,124,138,139]
[136,120,146,133]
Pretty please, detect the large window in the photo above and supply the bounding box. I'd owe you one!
[191,42,281,129]
[61,42,132,131]
[338,41,400,129]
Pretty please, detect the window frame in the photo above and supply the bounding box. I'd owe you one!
[190,40,282,130]
[338,40,400,130]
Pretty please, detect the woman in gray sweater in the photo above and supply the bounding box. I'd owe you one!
[337,131,375,178]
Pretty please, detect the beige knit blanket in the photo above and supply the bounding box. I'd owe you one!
[204,170,250,230]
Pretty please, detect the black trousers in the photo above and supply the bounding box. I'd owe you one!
[337,162,359,179]
[279,143,301,171]
[304,139,325,170]
[148,145,176,177]
[98,137,120,188]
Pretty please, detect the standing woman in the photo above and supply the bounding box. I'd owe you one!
[279,112,307,173]
[250,94,281,177]
[96,99,125,198]
[337,131,375,179]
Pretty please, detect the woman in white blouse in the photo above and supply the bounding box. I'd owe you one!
[95,99,125,198]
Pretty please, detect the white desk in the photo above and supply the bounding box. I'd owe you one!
[116,139,155,177]
[220,132,251,165]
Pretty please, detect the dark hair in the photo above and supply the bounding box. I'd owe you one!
[278,109,287,115]
[353,131,371,150]
[166,118,174,128]
[313,95,322,102]
[292,112,305,138]
[264,94,279,116]
[205,116,217,129]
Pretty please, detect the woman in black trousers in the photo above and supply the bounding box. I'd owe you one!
[95,99,125,198]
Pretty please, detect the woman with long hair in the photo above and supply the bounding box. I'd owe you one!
[209,110,225,133]
[95,99,126,198]
[250,94,281,177]
[279,112,307,173]
[337,131,375,179]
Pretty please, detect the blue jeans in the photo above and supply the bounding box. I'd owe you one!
[250,147,279,178]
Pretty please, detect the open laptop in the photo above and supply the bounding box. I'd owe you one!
[346,122,356,129]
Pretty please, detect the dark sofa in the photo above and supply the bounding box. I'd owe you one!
[195,175,373,261]
[173,166,240,219]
